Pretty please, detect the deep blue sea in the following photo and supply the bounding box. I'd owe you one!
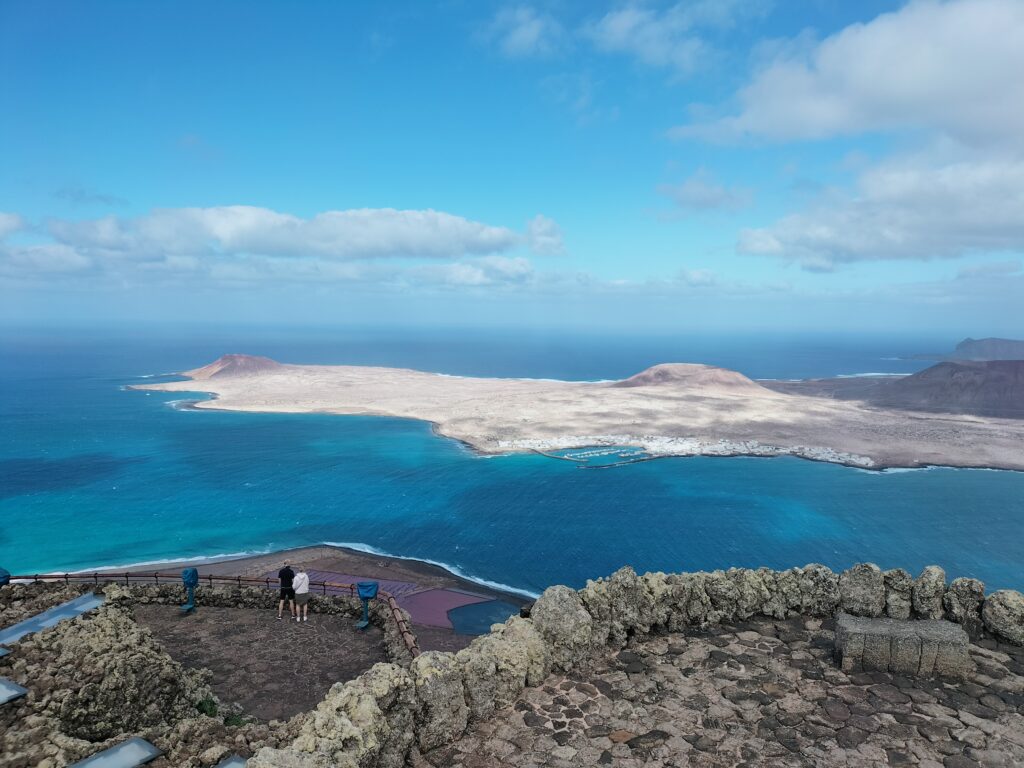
[2,327,1022,596]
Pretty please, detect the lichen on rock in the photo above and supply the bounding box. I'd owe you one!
[410,651,468,751]
[578,566,657,650]
[839,563,885,617]
[912,566,946,620]
[530,585,594,671]
[883,568,913,619]
[944,577,985,637]
[798,563,840,617]
[291,662,414,768]
[982,589,1024,645]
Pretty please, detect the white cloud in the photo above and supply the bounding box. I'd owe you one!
[484,6,564,58]
[1,206,564,288]
[673,0,1024,146]
[406,255,535,287]
[585,0,769,76]
[738,157,1024,269]
[956,260,1022,280]
[0,212,26,239]
[677,268,717,287]
[46,206,529,262]
[526,214,564,254]
[0,243,92,274]
[657,169,751,211]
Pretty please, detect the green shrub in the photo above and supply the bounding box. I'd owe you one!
[196,698,218,717]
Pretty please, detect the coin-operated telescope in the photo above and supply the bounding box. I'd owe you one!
[181,567,200,614]
[355,581,378,630]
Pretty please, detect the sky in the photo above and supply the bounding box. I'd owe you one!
[1,0,1023,335]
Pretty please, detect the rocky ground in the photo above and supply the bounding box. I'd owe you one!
[422,617,1024,768]
[0,582,398,768]
[133,604,387,721]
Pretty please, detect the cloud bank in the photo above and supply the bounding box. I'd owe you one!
[668,0,1024,271]
[673,0,1024,146]
[0,206,563,285]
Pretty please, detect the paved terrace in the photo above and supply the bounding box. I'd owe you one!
[421,616,1024,768]
[132,604,387,722]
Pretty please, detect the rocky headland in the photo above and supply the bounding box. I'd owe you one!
[131,355,1024,471]
[766,360,1024,420]
[914,338,1024,363]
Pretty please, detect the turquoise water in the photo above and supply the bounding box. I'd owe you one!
[2,329,1022,595]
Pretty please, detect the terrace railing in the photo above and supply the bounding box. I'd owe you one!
[5,571,420,658]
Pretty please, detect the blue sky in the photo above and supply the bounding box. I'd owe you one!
[2,0,1022,334]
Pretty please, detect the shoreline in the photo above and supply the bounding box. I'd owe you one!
[49,543,538,602]
[151,394,1023,474]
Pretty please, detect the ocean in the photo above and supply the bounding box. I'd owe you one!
[2,326,1022,596]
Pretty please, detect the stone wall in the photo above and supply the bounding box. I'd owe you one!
[248,562,1024,768]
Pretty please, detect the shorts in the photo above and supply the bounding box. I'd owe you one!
[279,587,295,601]
[295,592,310,606]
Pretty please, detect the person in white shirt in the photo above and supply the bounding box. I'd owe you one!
[293,567,311,622]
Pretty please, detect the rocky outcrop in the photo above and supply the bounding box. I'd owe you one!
[52,602,212,740]
[838,563,885,617]
[530,585,593,671]
[1,592,216,766]
[944,577,985,637]
[410,652,468,752]
[883,568,913,619]
[912,566,946,619]
[0,582,92,628]
[982,590,1024,645]
[289,663,415,768]
[798,563,840,616]
[456,617,549,722]
[579,567,658,649]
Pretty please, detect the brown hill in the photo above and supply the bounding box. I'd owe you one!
[184,354,283,380]
[870,360,1024,418]
[612,363,768,394]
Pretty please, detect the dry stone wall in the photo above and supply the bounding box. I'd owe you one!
[249,562,1024,768]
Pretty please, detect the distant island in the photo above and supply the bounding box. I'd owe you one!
[131,354,1024,472]
[913,336,1024,362]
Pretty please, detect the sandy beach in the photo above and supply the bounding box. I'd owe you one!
[132,355,1024,471]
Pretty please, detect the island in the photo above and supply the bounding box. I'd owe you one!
[131,354,1024,471]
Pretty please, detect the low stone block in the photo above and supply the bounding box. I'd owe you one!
[834,613,971,679]
[889,632,922,676]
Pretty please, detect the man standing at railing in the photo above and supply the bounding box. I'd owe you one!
[277,560,296,621]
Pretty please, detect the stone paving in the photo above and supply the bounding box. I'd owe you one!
[422,617,1024,768]
[133,604,387,722]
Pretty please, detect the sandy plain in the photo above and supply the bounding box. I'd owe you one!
[132,357,1024,471]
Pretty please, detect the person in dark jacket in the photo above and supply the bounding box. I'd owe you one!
[277,560,296,620]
